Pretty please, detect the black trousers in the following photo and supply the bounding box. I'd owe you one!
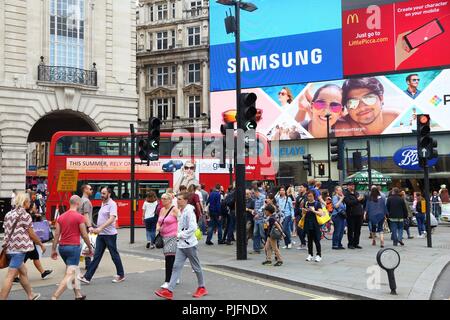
[306,229,321,257]
[347,215,363,247]
[165,255,176,283]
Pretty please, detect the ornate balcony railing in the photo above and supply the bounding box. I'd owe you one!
[140,116,210,131]
[37,57,97,87]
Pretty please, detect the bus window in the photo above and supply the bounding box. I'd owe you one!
[55,136,87,155]
[138,181,169,199]
[87,137,121,156]
[120,137,132,156]
[120,181,132,199]
[87,182,120,200]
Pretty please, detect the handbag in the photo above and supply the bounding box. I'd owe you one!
[154,206,174,249]
[316,207,331,225]
[298,215,305,229]
[270,225,283,240]
[0,211,21,269]
[33,220,52,243]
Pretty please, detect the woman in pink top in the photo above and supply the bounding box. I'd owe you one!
[156,193,179,289]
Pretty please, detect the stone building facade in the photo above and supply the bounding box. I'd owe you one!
[0,0,138,197]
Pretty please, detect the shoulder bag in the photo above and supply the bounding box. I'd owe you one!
[154,206,174,249]
[0,211,21,269]
[269,223,283,240]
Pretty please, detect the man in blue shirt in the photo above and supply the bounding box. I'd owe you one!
[205,184,223,245]
[251,188,266,254]
[276,187,295,249]
[404,74,421,99]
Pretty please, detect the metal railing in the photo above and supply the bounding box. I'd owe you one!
[140,116,209,131]
[38,58,97,87]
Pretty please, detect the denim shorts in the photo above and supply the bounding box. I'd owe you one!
[7,253,26,269]
[59,245,81,266]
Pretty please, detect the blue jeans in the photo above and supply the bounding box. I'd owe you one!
[282,216,292,246]
[206,212,222,242]
[332,215,346,248]
[226,211,236,242]
[84,234,124,281]
[144,216,157,244]
[390,221,404,245]
[199,214,207,235]
[253,220,265,252]
[59,245,81,266]
[416,214,426,235]
[6,253,26,269]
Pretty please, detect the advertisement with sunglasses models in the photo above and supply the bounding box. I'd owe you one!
[209,0,343,91]
[343,0,450,76]
[210,68,450,140]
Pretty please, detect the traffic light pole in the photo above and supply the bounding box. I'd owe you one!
[367,140,372,188]
[423,162,432,247]
[234,1,247,260]
[326,114,332,194]
[130,124,136,244]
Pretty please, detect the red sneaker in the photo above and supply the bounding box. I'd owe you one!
[154,288,173,300]
[192,287,208,298]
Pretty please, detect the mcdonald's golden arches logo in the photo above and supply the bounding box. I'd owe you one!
[347,13,359,24]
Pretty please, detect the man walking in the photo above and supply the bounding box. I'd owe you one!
[344,182,365,249]
[78,187,125,284]
[251,188,266,254]
[154,192,208,300]
[78,184,94,270]
[224,186,236,245]
[295,183,308,250]
[51,195,93,300]
[205,184,223,245]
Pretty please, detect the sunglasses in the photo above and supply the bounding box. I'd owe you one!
[278,91,287,96]
[411,79,420,82]
[312,100,343,113]
[346,93,378,110]
[184,166,195,170]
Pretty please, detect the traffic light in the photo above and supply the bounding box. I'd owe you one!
[148,117,161,161]
[318,163,325,176]
[330,138,344,170]
[303,154,312,176]
[417,114,438,164]
[353,152,362,171]
[239,92,257,132]
[219,122,234,168]
[137,138,149,161]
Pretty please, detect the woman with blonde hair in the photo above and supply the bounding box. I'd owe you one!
[0,193,44,300]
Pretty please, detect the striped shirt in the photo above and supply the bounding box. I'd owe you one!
[3,208,34,254]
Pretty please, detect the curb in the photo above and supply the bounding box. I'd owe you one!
[409,254,450,300]
[207,263,378,300]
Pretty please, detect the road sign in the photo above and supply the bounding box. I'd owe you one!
[57,170,79,192]
[421,148,428,158]
[150,140,159,148]
[149,152,159,161]
[245,120,257,131]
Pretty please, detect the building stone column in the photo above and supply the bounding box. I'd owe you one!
[177,63,185,118]
[138,67,147,120]
[0,144,27,198]
[202,61,209,115]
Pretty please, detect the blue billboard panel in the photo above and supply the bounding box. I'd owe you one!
[210,0,343,91]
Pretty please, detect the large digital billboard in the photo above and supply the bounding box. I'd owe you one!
[211,69,450,140]
[343,0,450,76]
[209,0,343,92]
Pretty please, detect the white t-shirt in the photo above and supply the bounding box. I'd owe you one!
[143,201,159,219]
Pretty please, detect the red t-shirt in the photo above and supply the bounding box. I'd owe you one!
[57,210,86,246]
[189,193,202,222]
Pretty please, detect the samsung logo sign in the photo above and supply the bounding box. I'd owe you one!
[393,146,438,170]
[227,49,323,74]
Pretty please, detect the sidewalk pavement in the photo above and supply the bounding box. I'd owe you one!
[116,225,450,300]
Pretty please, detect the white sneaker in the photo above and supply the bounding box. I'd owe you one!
[112,275,125,283]
[418,234,425,238]
[160,282,169,289]
[282,246,288,249]
[287,243,292,249]
[176,279,180,285]
[306,255,314,262]
[77,275,90,285]
[315,255,322,262]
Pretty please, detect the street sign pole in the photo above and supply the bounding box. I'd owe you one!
[367,140,372,189]
[130,124,136,244]
[424,161,432,247]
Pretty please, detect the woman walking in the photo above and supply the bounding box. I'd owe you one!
[143,191,160,249]
[386,188,408,246]
[156,193,179,289]
[302,191,324,262]
[332,186,346,250]
[365,187,388,248]
[0,193,44,300]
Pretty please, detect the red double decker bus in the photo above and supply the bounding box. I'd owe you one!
[46,131,276,227]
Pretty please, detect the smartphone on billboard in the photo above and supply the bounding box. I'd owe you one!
[404,18,444,50]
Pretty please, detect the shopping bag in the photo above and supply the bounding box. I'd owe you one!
[81,233,97,257]
[316,209,331,226]
[33,220,52,243]
[195,227,203,241]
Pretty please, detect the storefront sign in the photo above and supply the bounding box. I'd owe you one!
[393,146,438,170]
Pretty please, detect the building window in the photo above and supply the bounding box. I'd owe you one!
[189,96,201,118]
[50,0,85,68]
[157,67,169,86]
[190,1,202,16]
[172,97,176,119]
[171,65,177,85]
[148,67,154,88]
[188,63,201,83]
[188,26,200,46]
[157,31,168,50]
[157,3,168,20]
[149,5,154,22]
[147,32,153,51]
[172,2,176,19]
[171,30,176,48]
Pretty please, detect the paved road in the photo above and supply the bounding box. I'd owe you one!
[6,251,346,300]
[431,262,450,300]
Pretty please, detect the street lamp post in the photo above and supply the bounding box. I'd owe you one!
[217,0,257,260]
[325,113,332,194]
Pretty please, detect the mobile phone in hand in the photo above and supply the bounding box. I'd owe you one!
[404,18,444,50]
